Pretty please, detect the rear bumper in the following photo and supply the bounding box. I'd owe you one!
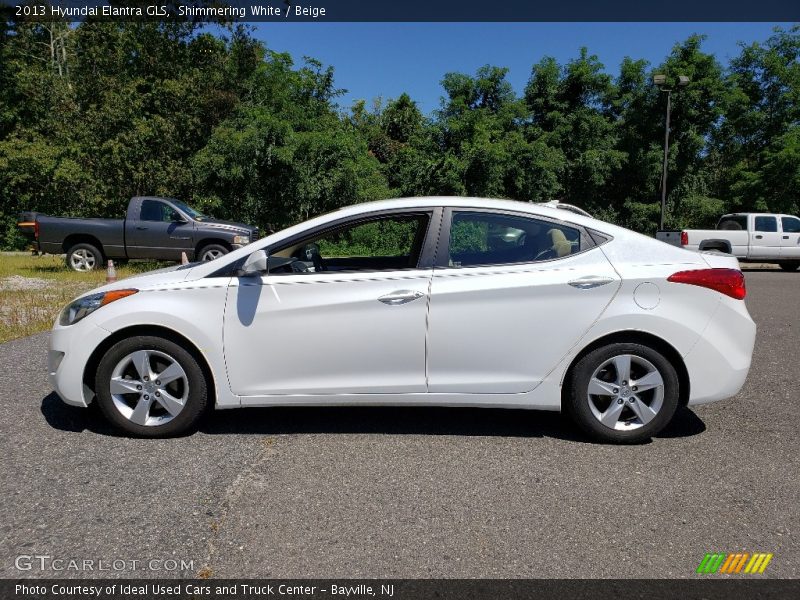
[684,297,756,405]
[49,321,112,407]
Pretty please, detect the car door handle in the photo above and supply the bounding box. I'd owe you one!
[378,290,425,305]
[136,226,148,230]
[783,235,789,239]
[568,276,615,289]
[754,235,763,239]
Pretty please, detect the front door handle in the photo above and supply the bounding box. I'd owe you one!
[136,226,148,230]
[378,290,425,305]
[783,235,789,239]
[754,235,763,239]
[568,276,614,289]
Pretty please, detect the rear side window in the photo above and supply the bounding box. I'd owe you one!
[754,216,777,232]
[717,215,747,231]
[448,212,582,267]
[782,217,800,233]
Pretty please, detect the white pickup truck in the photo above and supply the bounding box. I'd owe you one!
[681,213,800,271]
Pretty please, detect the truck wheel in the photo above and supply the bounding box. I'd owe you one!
[779,261,800,272]
[198,243,229,262]
[66,243,103,272]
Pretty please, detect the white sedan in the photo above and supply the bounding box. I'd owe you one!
[49,197,756,443]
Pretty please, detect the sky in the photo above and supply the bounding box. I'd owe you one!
[249,22,793,114]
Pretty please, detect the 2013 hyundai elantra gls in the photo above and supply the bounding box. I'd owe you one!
[48,197,756,443]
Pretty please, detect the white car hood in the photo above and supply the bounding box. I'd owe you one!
[80,264,200,297]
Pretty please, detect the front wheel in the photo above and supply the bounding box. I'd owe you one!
[779,261,800,272]
[95,336,208,437]
[564,343,680,444]
[198,243,229,262]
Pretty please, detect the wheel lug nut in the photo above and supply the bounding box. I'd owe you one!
[632,386,638,391]
[155,392,161,397]
[144,376,149,381]
[622,380,628,385]
[617,399,624,404]
[143,395,150,400]
[155,380,160,385]
[136,385,142,390]
[612,388,619,394]
[629,398,635,403]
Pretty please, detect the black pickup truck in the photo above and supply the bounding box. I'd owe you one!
[19,196,259,271]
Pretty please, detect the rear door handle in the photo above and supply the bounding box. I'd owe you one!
[783,235,789,239]
[568,276,614,289]
[136,226,148,230]
[754,235,763,239]
[378,290,425,305]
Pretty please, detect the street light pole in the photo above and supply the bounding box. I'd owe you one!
[652,74,689,231]
[659,89,671,231]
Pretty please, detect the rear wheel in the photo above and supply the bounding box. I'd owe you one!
[95,336,208,437]
[565,343,680,444]
[66,242,102,272]
[779,261,800,272]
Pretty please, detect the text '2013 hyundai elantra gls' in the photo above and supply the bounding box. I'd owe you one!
[49,197,756,443]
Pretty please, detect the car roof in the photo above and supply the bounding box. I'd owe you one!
[332,196,599,227]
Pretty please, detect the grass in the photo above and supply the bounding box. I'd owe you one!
[0,253,168,344]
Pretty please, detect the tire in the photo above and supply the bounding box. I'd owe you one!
[564,343,680,444]
[66,242,103,272]
[95,336,208,437]
[778,261,800,272]
[198,243,229,262]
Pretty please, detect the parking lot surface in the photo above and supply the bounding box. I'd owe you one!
[0,270,797,579]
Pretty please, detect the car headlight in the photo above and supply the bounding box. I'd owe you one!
[233,235,250,245]
[59,289,138,326]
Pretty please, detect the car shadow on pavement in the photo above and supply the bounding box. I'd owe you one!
[41,394,706,443]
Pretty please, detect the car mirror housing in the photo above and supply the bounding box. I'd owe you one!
[238,249,268,276]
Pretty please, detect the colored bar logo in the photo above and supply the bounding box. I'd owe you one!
[696,552,773,574]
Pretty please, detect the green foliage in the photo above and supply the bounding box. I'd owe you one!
[317,218,420,258]
[1,20,799,251]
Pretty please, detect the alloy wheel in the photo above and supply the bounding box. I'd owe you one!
[109,349,189,426]
[70,249,96,271]
[586,354,665,431]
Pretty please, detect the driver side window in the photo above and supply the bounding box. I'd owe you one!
[270,212,431,274]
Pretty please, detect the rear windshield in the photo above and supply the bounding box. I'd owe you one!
[717,215,748,231]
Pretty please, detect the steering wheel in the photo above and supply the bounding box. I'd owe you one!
[534,247,557,261]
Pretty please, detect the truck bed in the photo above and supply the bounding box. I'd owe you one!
[36,215,127,258]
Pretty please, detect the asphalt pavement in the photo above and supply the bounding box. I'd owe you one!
[0,270,797,579]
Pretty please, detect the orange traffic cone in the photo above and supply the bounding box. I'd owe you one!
[181,251,189,265]
[106,259,117,283]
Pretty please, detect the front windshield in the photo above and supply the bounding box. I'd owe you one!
[172,199,206,220]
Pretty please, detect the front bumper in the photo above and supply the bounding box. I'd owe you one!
[49,321,112,407]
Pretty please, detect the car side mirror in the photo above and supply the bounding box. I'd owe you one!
[171,212,187,223]
[238,250,268,277]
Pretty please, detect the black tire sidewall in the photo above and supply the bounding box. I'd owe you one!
[95,336,208,437]
[198,244,229,262]
[779,261,800,272]
[66,243,103,271]
[566,343,680,444]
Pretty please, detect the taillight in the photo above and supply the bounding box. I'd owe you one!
[680,230,688,246]
[667,268,746,300]
[34,221,39,240]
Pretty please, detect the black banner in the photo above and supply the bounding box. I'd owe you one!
[2,0,800,22]
[5,580,800,600]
